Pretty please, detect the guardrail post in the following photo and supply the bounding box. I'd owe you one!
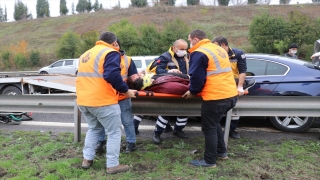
[74,100,81,142]
[224,109,232,149]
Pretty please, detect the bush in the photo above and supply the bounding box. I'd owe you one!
[14,53,27,68]
[29,50,40,66]
[79,30,99,54]
[56,31,81,59]
[249,13,288,54]
[1,51,12,68]
[137,24,162,55]
[286,10,320,48]
[108,19,140,55]
[160,19,190,52]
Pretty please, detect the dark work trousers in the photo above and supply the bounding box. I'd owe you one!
[155,116,188,134]
[201,96,237,164]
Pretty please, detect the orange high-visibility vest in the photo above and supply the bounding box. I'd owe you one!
[190,39,237,100]
[118,55,131,101]
[76,40,120,107]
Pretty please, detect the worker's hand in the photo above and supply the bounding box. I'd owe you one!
[124,89,137,98]
[182,90,195,99]
[237,86,244,96]
[168,69,181,74]
[311,55,315,59]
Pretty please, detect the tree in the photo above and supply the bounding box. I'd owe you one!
[79,30,99,53]
[218,0,229,5]
[160,0,176,6]
[249,13,288,54]
[248,0,258,4]
[131,0,148,7]
[56,31,81,59]
[76,0,88,13]
[160,19,190,52]
[60,0,69,15]
[93,0,102,11]
[14,0,32,21]
[279,0,291,4]
[36,0,50,18]
[0,5,7,22]
[71,2,75,14]
[187,0,200,5]
[86,0,92,12]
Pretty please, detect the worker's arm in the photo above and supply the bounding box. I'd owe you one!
[188,52,208,95]
[155,56,169,74]
[127,57,138,76]
[236,51,247,88]
[103,52,128,93]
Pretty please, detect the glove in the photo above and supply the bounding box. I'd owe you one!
[237,86,244,96]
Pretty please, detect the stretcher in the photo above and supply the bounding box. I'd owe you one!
[135,90,248,98]
[0,112,33,125]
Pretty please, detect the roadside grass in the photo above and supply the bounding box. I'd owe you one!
[0,130,320,180]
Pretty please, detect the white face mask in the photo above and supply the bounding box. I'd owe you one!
[176,50,187,57]
[290,50,297,54]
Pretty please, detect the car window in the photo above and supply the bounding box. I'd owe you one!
[146,59,154,66]
[52,61,63,67]
[133,60,142,68]
[246,59,267,76]
[64,60,74,66]
[266,61,288,75]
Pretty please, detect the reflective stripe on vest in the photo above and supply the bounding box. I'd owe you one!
[77,47,112,77]
[121,55,129,80]
[198,47,232,76]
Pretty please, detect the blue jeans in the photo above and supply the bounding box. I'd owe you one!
[98,98,136,143]
[79,104,121,168]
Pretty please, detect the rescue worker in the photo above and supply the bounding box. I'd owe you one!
[76,31,136,174]
[183,29,238,168]
[284,43,298,59]
[95,39,143,154]
[212,36,247,139]
[151,39,190,144]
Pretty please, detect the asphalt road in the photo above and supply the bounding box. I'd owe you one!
[1,113,319,142]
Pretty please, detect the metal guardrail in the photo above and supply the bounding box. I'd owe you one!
[0,71,38,75]
[1,95,320,145]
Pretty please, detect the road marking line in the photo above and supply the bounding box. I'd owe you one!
[20,121,320,133]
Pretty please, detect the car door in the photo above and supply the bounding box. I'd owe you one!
[62,60,76,74]
[49,60,64,74]
[246,58,287,96]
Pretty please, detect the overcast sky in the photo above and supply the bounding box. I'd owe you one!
[0,0,312,22]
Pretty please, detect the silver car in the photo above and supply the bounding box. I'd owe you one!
[38,59,79,75]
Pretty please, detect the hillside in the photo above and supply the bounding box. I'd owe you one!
[0,4,320,66]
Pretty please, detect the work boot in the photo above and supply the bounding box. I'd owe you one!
[229,130,240,139]
[81,159,93,169]
[135,127,140,135]
[173,130,188,138]
[190,159,216,168]
[95,140,106,153]
[217,152,229,160]
[125,142,136,153]
[152,133,161,144]
[164,124,173,133]
[106,164,129,174]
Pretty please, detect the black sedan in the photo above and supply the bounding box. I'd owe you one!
[245,54,320,132]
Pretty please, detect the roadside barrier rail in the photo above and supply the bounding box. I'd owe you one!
[1,95,320,146]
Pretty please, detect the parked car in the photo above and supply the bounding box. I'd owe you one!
[131,56,158,72]
[38,59,79,75]
[245,54,320,132]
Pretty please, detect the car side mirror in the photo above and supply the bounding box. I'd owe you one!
[246,72,255,76]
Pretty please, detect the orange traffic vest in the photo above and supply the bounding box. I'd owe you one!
[76,40,120,107]
[118,55,131,101]
[189,39,237,101]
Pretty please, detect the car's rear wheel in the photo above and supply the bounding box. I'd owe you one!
[40,71,48,74]
[270,116,314,132]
